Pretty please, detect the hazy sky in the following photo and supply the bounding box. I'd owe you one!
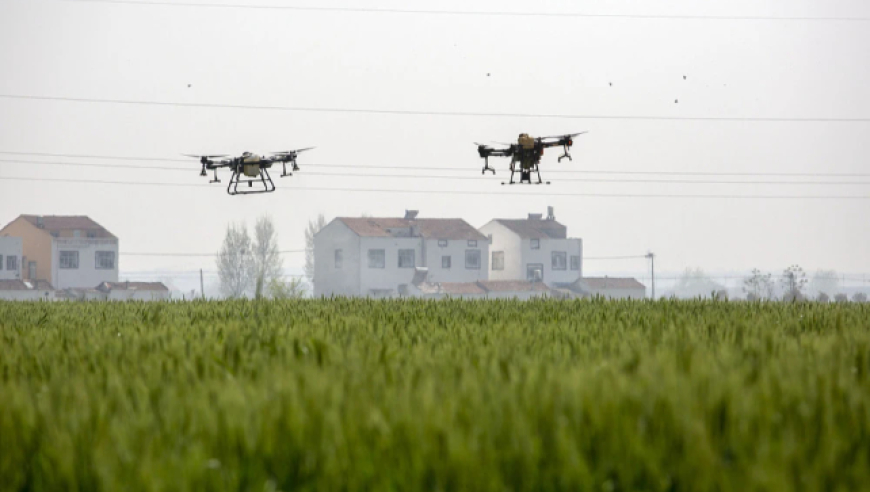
[1,0,868,282]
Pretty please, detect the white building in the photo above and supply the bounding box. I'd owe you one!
[0,280,54,301]
[479,207,582,287]
[0,215,119,290]
[0,236,23,280]
[314,211,490,297]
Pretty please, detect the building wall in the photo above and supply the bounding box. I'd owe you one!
[107,290,170,301]
[581,287,646,300]
[314,220,361,297]
[479,221,524,281]
[0,237,23,280]
[424,238,490,284]
[0,290,54,301]
[521,237,583,286]
[358,236,423,296]
[0,218,52,282]
[51,238,120,290]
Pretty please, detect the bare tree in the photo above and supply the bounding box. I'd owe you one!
[304,214,327,284]
[853,293,868,303]
[744,269,774,301]
[834,293,849,303]
[808,269,839,299]
[217,222,253,298]
[674,268,725,299]
[816,292,830,303]
[781,265,808,302]
[252,215,283,299]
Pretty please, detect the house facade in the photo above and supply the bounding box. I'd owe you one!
[0,279,54,301]
[479,207,582,287]
[0,215,119,290]
[314,212,490,297]
[0,236,23,280]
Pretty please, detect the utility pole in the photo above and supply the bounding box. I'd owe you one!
[646,252,656,300]
[200,269,205,300]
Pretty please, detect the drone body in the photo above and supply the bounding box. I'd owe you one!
[476,132,586,185]
[184,148,313,195]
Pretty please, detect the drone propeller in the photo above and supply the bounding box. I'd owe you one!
[474,142,491,148]
[181,154,229,159]
[540,131,588,140]
[272,147,315,155]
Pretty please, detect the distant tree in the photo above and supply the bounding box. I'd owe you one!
[252,215,283,299]
[816,292,830,303]
[834,293,849,303]
[853,292,868,303]
[269,276,307,299]
[674,268,724,299]
[780,265,808,302]
[808,269,839,299]
[304,214,327,285]
[216,222,253,298]
[714,289,729,301]
[744,269,775,300]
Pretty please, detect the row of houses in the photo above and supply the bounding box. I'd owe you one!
[0,215,169,301]
[314,208,646,299]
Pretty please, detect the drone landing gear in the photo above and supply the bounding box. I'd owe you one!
[501,165,549,185]
[209,168,221,184]
[227,168,276,196]
[481,157,496,175]
[280,159,299,178]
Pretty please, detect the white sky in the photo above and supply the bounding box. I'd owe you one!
[1,0,868,281]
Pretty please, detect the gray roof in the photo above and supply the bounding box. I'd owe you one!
[337,218,487,241]
[578,277,646,290]
[492,219,567,239]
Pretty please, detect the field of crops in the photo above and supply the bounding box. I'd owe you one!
[1,299,869,491]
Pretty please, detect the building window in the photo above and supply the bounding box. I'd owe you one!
[398,249,415,268]
[96,251,116,270]
[335,249,343,269]
[552,251,567,271]
[50,232,59,238]
[59,251,79,269]
[87,232,97,239]
[442,256,451,269]
[571,256,581,271]
[0,255,3,271]
[6,255,17,272]
[527,264,544,282]
[492,251,505,271]
[531,239,540,250]
[368,249,385,269]
[438,239,448,247]
[465,250,481,270]
[468,240,478,247]
[28,261,36,279]
[73,230,81,238]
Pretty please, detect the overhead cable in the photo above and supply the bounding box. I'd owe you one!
[57,0,870,22]
[2,94,869,123]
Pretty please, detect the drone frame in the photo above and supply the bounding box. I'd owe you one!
[476,132,586,186]
[186,148,312,196]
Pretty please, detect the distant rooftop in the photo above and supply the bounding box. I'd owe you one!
[492,218,567,239]
[337,217,487,241]
[17,215,116,239]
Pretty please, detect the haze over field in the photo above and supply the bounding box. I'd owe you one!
[1,0,868,283]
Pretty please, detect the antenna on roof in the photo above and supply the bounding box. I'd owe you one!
[404,210,419,220]
[36,216,44,229]
[547,206,555,221]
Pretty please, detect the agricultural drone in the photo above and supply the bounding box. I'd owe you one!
[475,132,587,185]
[183,149,314,196]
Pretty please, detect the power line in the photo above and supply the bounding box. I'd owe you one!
[57,0,870,22]
[585,256,648,261]
[3,94,869,123]
[2,153,869,178]
[3,159,869,185]
[1,175,868,200]
[125,250,303,257]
